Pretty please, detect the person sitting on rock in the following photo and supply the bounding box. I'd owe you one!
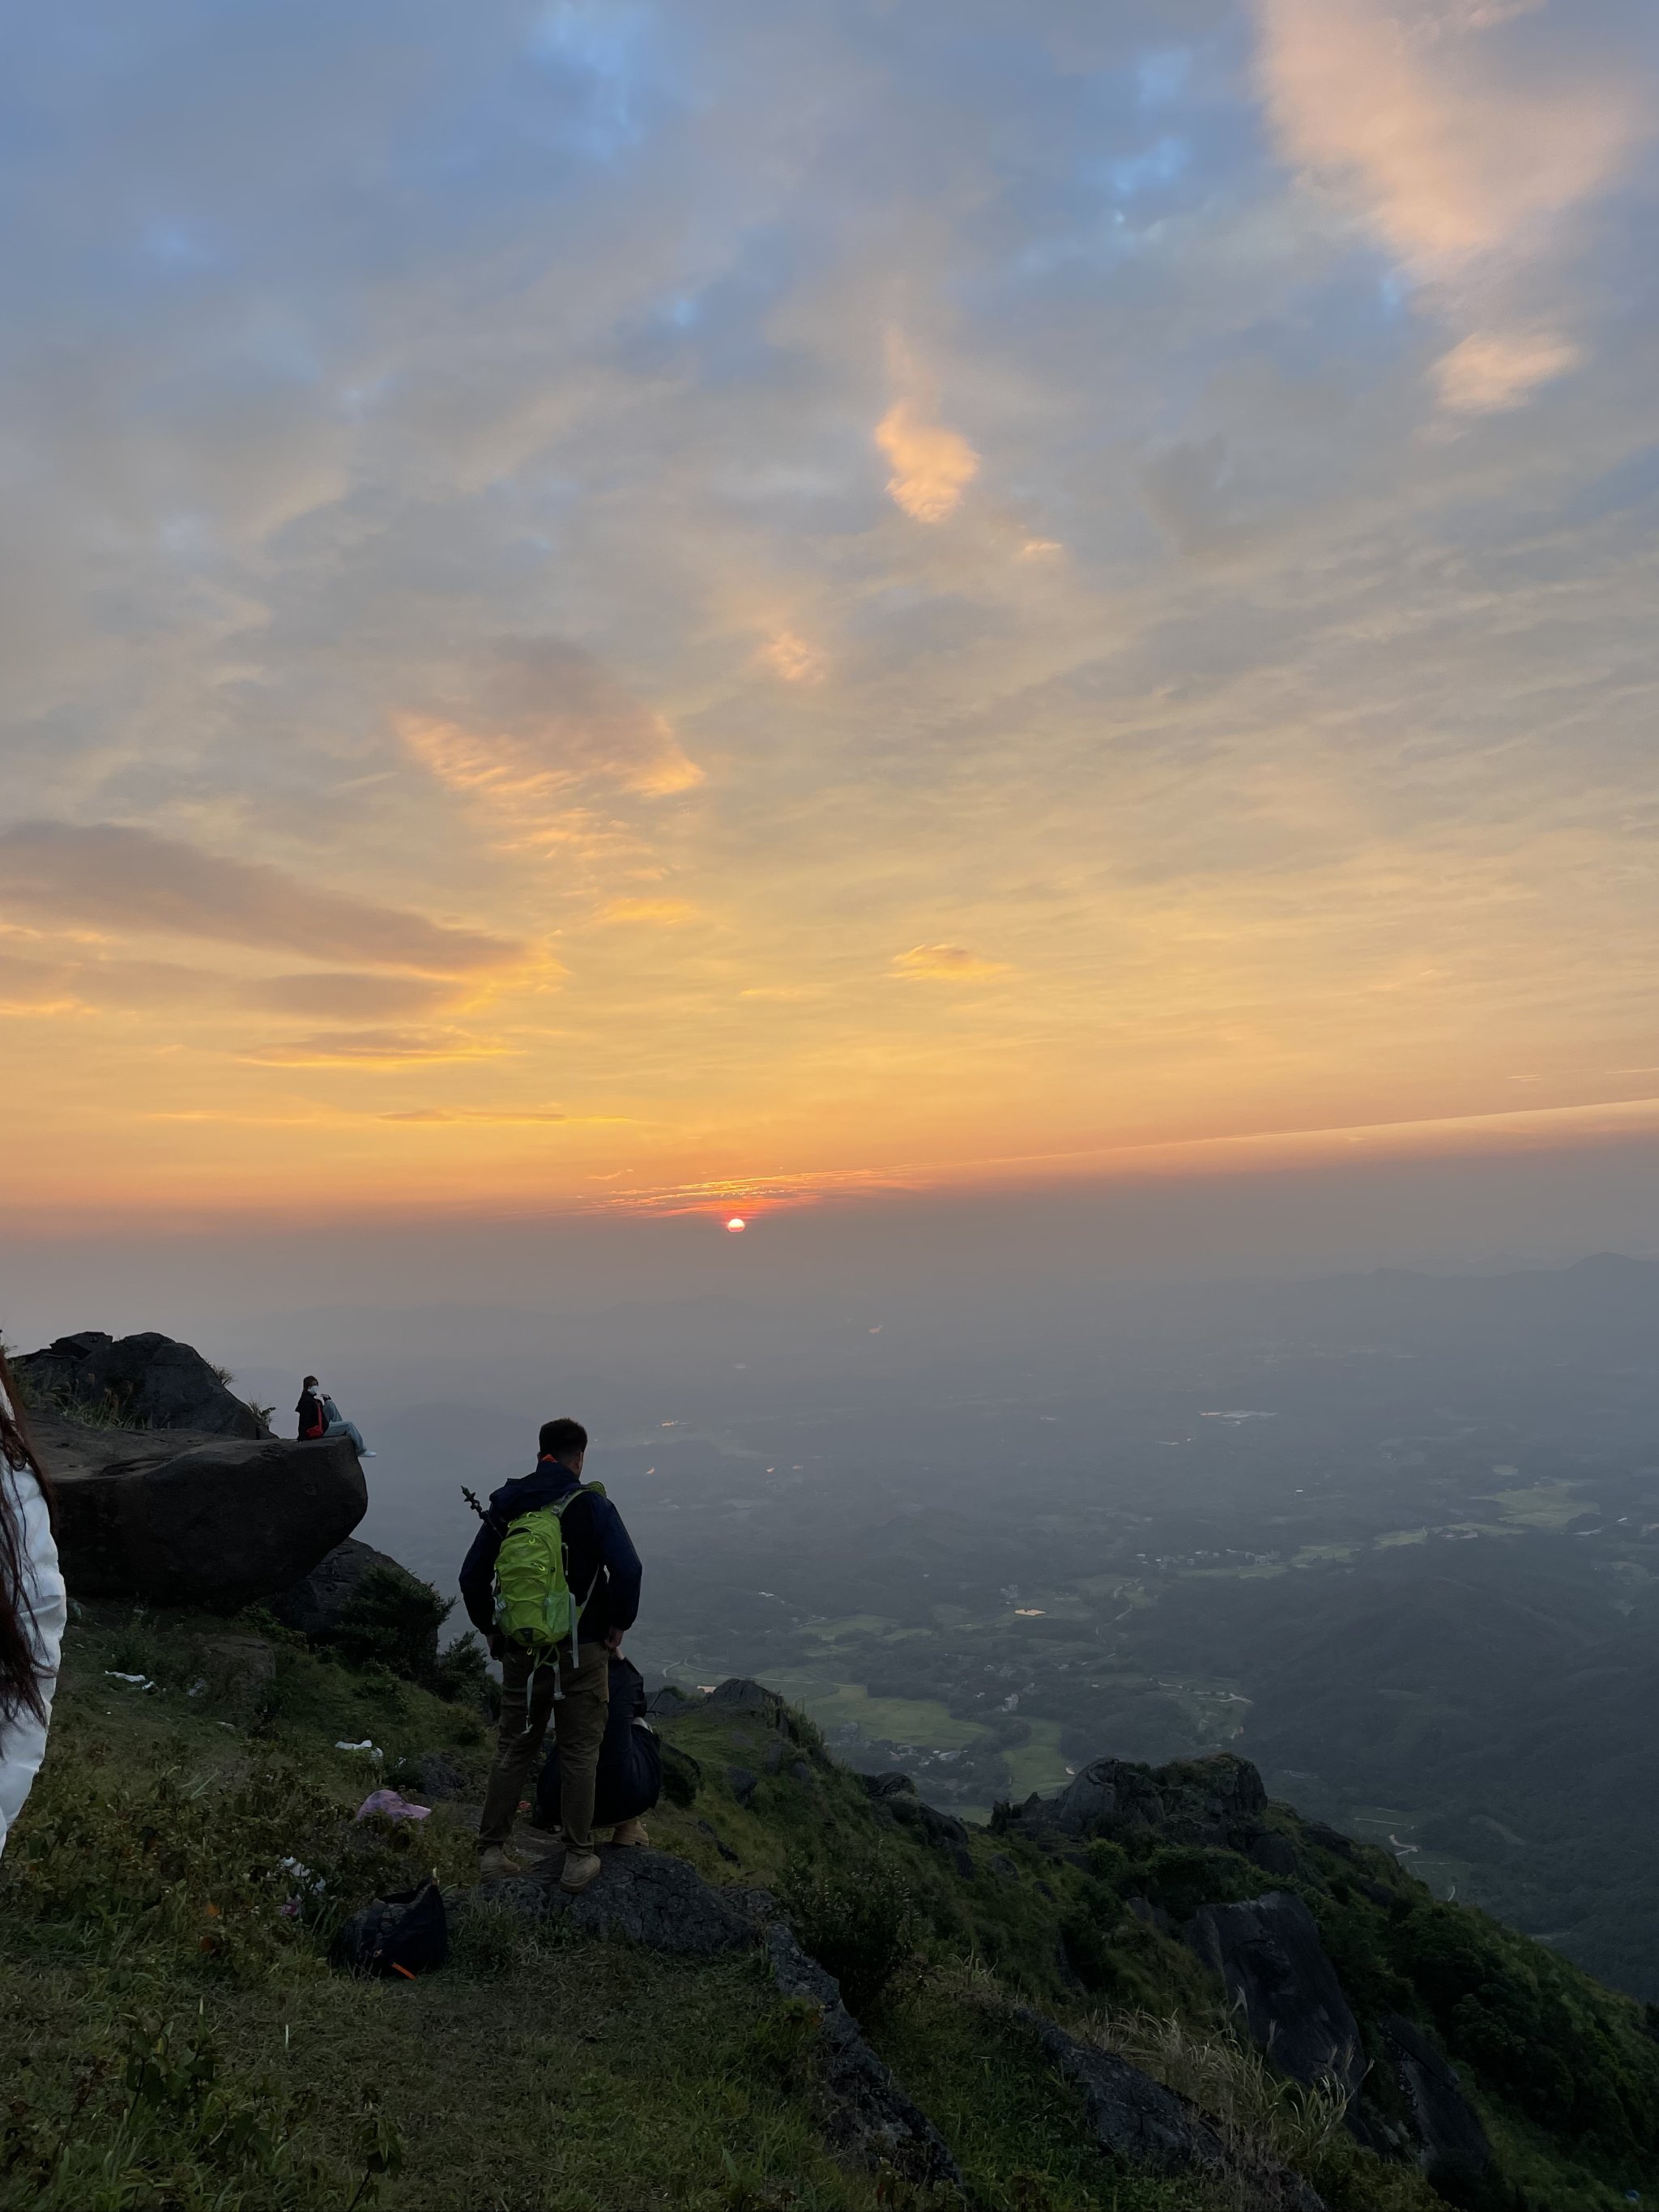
[295,1375,374,1457]
[0,1351,66,1860]
[459,1416,642,1892]
[532,1652,659,1848]
[296,1376,326,1439]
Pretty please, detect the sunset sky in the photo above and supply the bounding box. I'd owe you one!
[5,0,1658,1229]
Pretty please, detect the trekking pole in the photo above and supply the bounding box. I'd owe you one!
[461,1485,487,1521]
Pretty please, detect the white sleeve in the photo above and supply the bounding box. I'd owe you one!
[0,1460,66,1857]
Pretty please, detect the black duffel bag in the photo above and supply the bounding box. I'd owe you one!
[535,1654,663,1831]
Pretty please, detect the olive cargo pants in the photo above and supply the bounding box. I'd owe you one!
[478,1640,610,1851]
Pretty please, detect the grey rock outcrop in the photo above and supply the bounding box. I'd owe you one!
[543,1848,760,1955]
[766,1924,963,2187]
[1013,2011,1324,2209]
[16,1331,268,1437]
[270,1536,407,1639]
[861,1770,969,1851]
[404,1751,470,1803]
[33,1408,366,1608]
[645,1684,697,1716]
[1015,2009,1229,2173]
[1186,1890,1364,2099]
[1379,2014,1493,2193]
[707,1677,787,1718]
[1028,1750,1269,1846]
[465,1845,959,2186]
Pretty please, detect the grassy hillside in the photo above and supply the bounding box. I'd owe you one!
[3,1596,1657,2212]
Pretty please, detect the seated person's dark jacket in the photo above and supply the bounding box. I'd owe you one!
[458,1459,642,1649]
[535,1655,661,1831]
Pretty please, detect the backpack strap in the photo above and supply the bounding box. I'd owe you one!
[551,1484,608,1666]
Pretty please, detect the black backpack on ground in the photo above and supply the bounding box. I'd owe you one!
[331,1880,448,1978]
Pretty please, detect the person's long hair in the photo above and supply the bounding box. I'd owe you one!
[0,1348,54,1726]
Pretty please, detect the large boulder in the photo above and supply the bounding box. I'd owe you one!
[16,1331,268,1437]
[31,1407,365,1609]
[269,1536,407,1640]
[1378,2014,1494,2196]
[1020,1750,1269,1848]
[1186,1890,1365,2099]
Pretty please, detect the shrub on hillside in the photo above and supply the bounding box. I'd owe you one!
[318,1566,487,1704]
[1389,1899,1659,2152]
[781,1855,915,2016]
[326,1566,449,1681]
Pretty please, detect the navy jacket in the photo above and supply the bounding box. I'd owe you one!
[459,1459,642,1648]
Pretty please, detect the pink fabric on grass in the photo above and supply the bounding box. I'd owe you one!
[354,1788,432,1823]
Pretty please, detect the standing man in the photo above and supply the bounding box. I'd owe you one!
[459,1417,642,1891]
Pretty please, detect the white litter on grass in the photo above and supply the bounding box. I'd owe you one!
[335,1739,383,1761]
[105,1671,156,1690]
[278,1856,326,1915]
[186,1680,208,1698]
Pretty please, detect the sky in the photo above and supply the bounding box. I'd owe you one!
[4,0,1659,1240]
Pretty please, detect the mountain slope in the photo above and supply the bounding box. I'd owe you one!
[4,1599,1657,2212]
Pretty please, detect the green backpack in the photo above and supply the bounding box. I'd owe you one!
[492,1483,608,1656]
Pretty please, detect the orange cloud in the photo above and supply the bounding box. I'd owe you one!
[759,631,826,684]
[1433,328,1581,413]
[891,943,1009,982]
[875,401,979,523]
[599,897,699,927]
[242,1028,512,1066]
[398,640,702,848]
[377,1106,633,1125]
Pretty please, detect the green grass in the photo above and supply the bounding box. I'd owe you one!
[869,1973,1204,2212]
[1001,1720,1071,1801]
[1488,1482,1596,1531]
[761,1677,990,1754]
[0,1913,898,2210]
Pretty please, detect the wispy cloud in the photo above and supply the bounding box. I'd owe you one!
[243,973,463,1019]
[759,631,826,684]
[599,897,699,927]
[1254,0,1646,407]
[397,640,702,858]
[377,1106,566,1123]
[874,381,980,523]
[0,825,521,974]
[890,944,1009,982]
[242,1029,512,1066]
[1431,327,1582,412]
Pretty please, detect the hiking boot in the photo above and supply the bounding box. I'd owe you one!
[610,1818,649,1848]
[478,1844,526,1882]
[559,1848,603,1893]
